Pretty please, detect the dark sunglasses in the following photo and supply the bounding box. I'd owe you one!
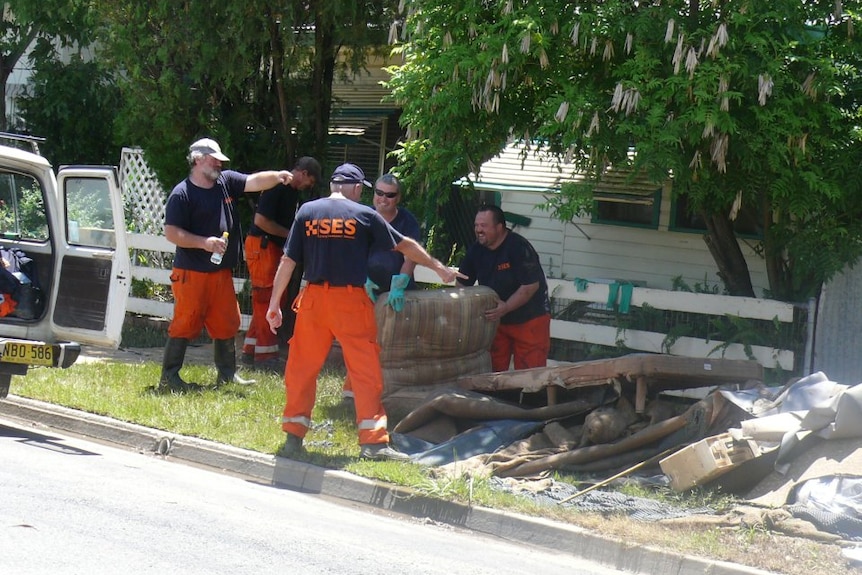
[374,188,398,199]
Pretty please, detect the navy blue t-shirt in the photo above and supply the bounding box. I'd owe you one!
[247,183,301,248]
[285,197,403,286]
[458,231,550,325]
[367,207,421,291]
[165,170,248,272]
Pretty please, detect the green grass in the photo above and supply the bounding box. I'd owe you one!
[12,356,566,511]
[16,360,344,456]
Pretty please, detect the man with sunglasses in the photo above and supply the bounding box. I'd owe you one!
[343,173,422,405]
[365,173,422,304]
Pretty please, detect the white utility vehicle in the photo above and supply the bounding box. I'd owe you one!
[0,133,129,398]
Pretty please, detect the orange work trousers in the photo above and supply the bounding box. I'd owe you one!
[243,235,283,361]
[281,283,389,445]
[490,313,551,372]
[167,268,240,340]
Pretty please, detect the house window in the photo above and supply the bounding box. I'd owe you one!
[590,171,661,228]
[0,171,48,242]
[593,190,661,227]
[671,195,762,238]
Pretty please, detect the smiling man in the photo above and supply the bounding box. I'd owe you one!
[365,173,422,301]
[159,137,294,393]
[457,204,551,372]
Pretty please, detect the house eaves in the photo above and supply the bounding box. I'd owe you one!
[463,142,584,193]
[465,141,662,203]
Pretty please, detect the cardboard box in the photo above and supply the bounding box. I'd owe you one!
[660,433,761,491]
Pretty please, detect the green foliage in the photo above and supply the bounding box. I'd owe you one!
[389,0,862,302]
[540,181,594,223]
[15,183,48,240]
[707,315,765,362]
[0,0,98,130]
[671,275,723,295]
[94,0,396,189]
[18,57,122,166]
[0,174,48,240]
[128,278,171,302]
[66,184,111,230]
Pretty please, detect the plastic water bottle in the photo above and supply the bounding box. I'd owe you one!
[210,231,229,265]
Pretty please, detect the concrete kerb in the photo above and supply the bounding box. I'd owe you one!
[0,394,776,575]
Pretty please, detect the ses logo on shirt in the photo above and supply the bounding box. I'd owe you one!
[305,218,357,238]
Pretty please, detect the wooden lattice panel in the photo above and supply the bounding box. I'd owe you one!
[120,147,166,234]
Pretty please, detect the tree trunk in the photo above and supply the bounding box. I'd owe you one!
[701,210,756,297]
[0,54,16,132]
[268,16,294,164]
[2,25,40,133]
[310,5,335,166]
[761,203,798,301]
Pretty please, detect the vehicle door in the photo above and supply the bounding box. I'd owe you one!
[53,167,130,347]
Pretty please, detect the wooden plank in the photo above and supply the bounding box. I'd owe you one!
[132,265,171,284]
[131,265,246,294]
[128,233,174,252]
[551,319,794,370]
[457,353,763,394]
[548,279,795,322]
[127,297,173,318]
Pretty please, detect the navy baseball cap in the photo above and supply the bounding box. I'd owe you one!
[330,163,372,187]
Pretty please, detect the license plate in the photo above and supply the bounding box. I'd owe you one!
[3,341,54,366]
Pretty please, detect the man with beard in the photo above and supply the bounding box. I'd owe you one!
[457,204,551,372]
[158,137,294,393]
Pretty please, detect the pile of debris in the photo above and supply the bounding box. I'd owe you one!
[377,287,862,543]
[391,354,760,479]
[387,355,862,542]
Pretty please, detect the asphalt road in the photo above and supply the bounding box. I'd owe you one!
[2,417,628,575]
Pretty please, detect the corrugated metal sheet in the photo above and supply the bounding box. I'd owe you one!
[327,55,404,178]
[813,264,862,383]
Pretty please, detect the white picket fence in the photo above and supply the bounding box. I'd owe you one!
[414,267,806,372]
[119,146,811,373]
[126,233,253,328]
[126,231,808,373]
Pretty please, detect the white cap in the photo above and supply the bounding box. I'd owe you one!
[189,138,230,162]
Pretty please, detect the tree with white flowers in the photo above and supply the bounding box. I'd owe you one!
[388,0,862,300]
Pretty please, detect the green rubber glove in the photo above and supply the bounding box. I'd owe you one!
[364,277,379,303]
[385,273,410,312]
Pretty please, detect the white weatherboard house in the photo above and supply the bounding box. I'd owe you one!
[468,141,769,295]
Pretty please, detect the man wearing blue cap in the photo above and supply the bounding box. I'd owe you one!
[265,163,464,461]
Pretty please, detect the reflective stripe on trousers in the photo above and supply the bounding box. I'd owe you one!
[281,283,389,444]
[281,415,311,431]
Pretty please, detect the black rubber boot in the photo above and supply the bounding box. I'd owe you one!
[214,338,255,386]
[158,338,202,393]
